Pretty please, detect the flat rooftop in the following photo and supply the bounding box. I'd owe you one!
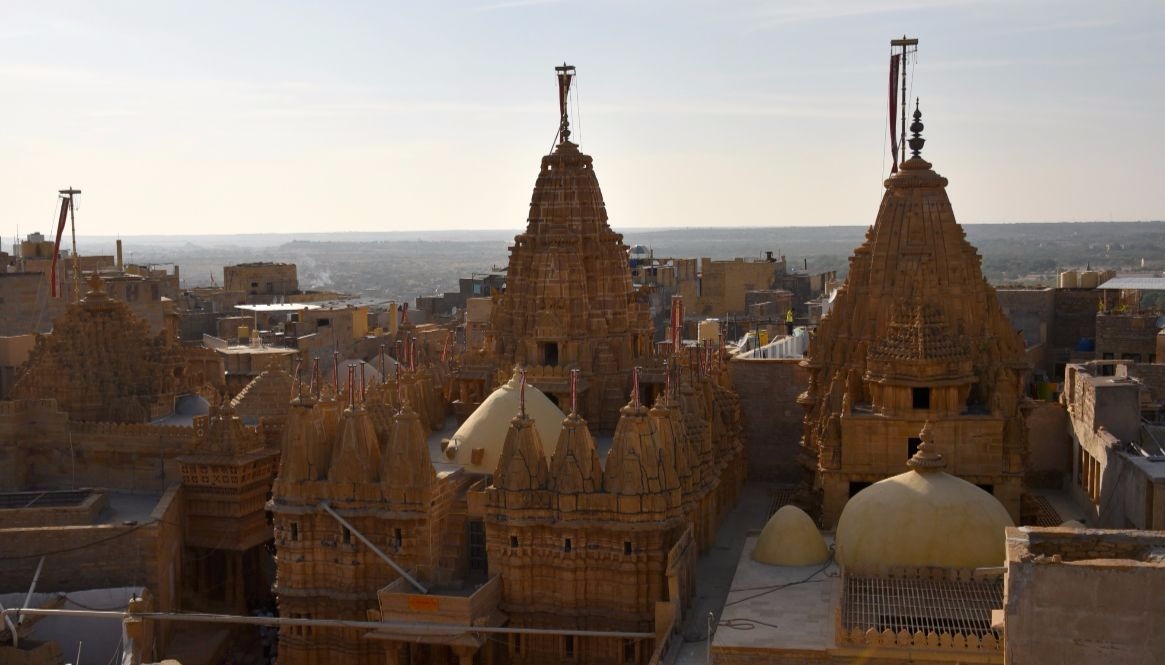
[711,535,839,655]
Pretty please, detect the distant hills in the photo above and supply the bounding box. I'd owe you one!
[71,221,1165,302]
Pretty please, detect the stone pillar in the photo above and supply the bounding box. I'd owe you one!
[451,645,477,665]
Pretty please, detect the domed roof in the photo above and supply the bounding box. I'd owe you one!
[753,505,830,567]
[445,370,563,474]
[835,423,1014,573]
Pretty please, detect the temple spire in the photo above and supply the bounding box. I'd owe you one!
[555,63,576,145]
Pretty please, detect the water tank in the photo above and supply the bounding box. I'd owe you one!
[1080,271,1100,289]
[1058,270,1078,289]
[698,319,721,344]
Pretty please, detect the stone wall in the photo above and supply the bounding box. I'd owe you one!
[728,358,806,482]
[0,273,62,336]
[1121,362,1165,404]
[1003,527,1165,665]
[1025,401,1070,489]
[1061,363,1160,528]
[0,399,197,492]
[0,486,184,611]
[1096,313,1160,363]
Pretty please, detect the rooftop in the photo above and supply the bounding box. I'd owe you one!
[1096,277,1165,290]
[712,535,839,654]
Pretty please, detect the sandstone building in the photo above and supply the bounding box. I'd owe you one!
[799,105,1029,526]
[264,65,748,665]
[487,80,654,431]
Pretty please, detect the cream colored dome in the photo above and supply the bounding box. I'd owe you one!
[753,505,830,567]
[835,425,1014,573]
[445,371,563,474]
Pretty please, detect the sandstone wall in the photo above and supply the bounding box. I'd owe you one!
[1004,528,1165,665]
[0,486,184,614]
[1025,401,1070,489]
[728,358,806,482]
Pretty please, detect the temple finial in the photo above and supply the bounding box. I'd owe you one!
[555,63,576,144]
[907,420,946,471]
[908,98,925,159]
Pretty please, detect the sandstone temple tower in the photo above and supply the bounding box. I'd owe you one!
[799,103,1028,527]
[491,64,653,432]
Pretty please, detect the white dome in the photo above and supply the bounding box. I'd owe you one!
[753,505,830,567]
[445,371,564,474]
[836,428,1014,573]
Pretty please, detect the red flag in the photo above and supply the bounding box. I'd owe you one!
[889,54,900,174]
[49,197,69,298]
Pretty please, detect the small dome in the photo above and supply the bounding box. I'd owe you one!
[1060,519,1085,528]
[753,505,829,567]
[836,423,1014,573]
[445,371,564,474]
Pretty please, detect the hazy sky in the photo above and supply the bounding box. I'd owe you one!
[1,1,1162,239]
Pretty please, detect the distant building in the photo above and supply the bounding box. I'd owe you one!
[224,262,299,298]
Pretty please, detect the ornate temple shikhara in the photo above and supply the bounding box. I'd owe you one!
[10,273,192,422]
[489,65,654,433]
[265,65,747,665]
[799,104,1029,527]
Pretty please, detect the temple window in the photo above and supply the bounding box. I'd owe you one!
[565,635,575,658]
[542,341,560,366]
[341,526,351,545]
[393,528,403,550]
[624,541,632,555]
[290,522,299,541]
[564,538,572,552]
[510,535,519,548]
[911,387,931,410]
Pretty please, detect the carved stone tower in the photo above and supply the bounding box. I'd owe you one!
[491,64,653,432]
[799,104,1028,527]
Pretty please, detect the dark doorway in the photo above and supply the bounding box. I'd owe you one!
[912,387,931,410]
[542,342,560,367]
[849,481,872,498]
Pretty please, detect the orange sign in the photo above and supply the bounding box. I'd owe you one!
[407,595,440,612]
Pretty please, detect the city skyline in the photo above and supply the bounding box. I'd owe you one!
[1,0,1161,239]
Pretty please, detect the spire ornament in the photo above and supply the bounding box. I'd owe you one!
[907,420,946,471]
[555,63,576,145]
[908,98,925,159]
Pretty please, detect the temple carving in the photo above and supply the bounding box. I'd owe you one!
[799,104,1029,527]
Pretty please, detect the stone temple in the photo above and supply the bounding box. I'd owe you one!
[488,67,654,433]
[798,103,1029,527]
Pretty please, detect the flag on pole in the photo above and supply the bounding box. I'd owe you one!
[889,53,900,174]
[49,197,69,298]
